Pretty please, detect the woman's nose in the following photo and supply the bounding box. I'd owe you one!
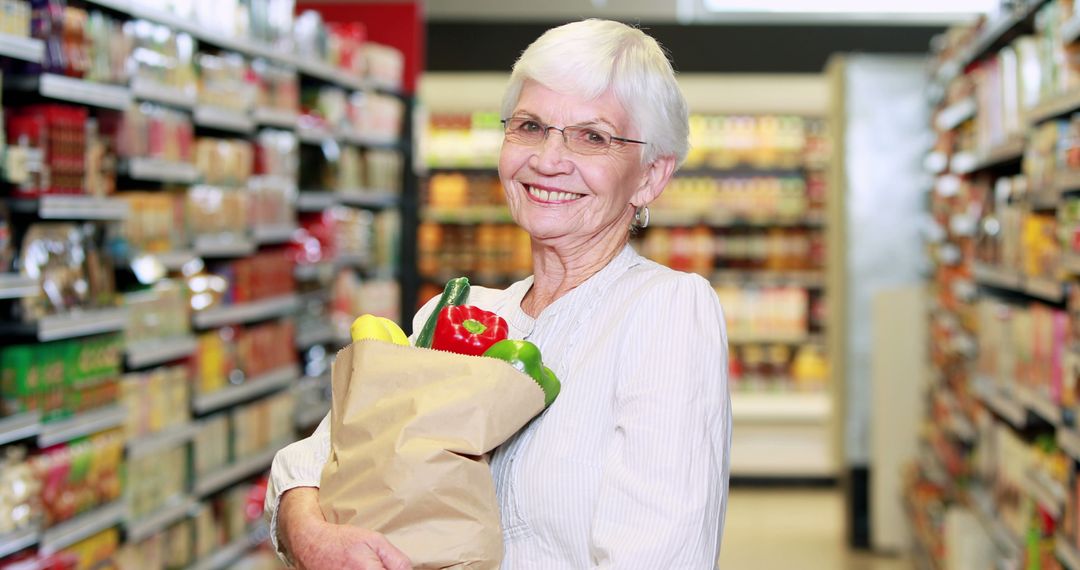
[531,129,573,174]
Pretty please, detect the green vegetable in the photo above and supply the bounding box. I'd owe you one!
[482,340,561,407]
[415,277,471,349]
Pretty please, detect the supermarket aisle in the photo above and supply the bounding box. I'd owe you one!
[720,488,912,570]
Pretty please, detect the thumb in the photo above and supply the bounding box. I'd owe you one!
[371,536,412,570]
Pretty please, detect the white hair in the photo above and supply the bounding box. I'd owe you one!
[500,19,689,166]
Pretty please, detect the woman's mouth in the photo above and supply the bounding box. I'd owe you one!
[525,185,584,204]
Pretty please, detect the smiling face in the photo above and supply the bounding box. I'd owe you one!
[499,81,672,250]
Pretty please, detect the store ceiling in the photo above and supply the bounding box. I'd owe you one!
[424,0,988,25]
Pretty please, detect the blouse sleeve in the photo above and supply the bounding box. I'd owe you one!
[588,273,732,569]
[264,295,443,565]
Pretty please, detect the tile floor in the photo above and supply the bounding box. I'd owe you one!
[719,487,914,570]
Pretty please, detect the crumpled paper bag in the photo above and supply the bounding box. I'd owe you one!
[319,340,547,569]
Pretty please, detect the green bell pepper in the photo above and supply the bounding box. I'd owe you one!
[482,339,561,407]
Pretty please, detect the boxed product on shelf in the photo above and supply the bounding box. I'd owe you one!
[247,174,296,228]
[0,446,41,537]
[203,249,295,305]
[653,176,812,220]
[120,364,190,440]
[713,284,810,341]
[298,141,354,190]
[683,114,808,170]
[230,390,293,458]
[364,149,403,192]
[109,104,194,164]
[116,191,186,255]
[32,5,130,84]
[330,272,398,330]
[425,112,502,169]
[33,428,124,529]
[358,42,404,90]
[976,297,1069,407]
[116,518,193,570]
[300,86,347,129]
[193,320,296,395]
[184,184,250,240]
[344,90,403,141]
[294,207,397,268]
[192,414,228,477]
[6,105,89,196]
[727,342,828,393]
[194,138,253,186]
[196,52,255,113]
[126,444,186,520]
[254,129,299,179]
[190,479,267,563]
[416,221,529,286]
[13,223,118,322]
[1,335,122,421]
[124,281,191,343]
[128,19,197,97]
[0,0,30,38]
[251,59,300,114]
[425,172,503,210]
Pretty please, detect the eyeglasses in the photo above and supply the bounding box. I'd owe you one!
[501,117,647,155]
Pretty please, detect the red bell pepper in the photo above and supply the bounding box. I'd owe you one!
[431,305,509,356]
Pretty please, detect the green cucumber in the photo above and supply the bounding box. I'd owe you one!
[415,277,471,348]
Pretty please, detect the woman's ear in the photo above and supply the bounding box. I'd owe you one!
[631,154,678,208]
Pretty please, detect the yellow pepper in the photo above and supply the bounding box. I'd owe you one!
[350,314,409,346]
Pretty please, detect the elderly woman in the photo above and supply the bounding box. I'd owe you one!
[267,19,731,569]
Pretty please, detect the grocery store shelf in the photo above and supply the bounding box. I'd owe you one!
[1028,170,1080,209]
[38,404,126,448]
[0,526,39,559]
[294,261,334,281]
[125,335,198,369]
[0,410,41,447]
[945,0,1047,79]
[1057,426,1080,461]
[191,364,299,415]
[125,495,195,543]
[728,332,823,345]
[0,33,43,63]
[1064,253,1080,274]
[253,107,299,129]
[0,273,38,299]
[296,323,336,349]
[649,210,825,228]
[193,233,257,258]
[712,270,825,288]
[0,306,129,341]
[127,422,199,459]
[730,392,830,423]
[186,523,269,570]
[974,377,1028,430]
[10,73,132,110]
[423,206,514,224]
[193,447,282,498]
[123,157,201,184]
[297,124,338,145]
[1025,469,1066,518]
[424,165,499,174]
[339,128,400,149]
[297,191,339,212]
[253,223,299,245]
[972,263,1066,303]
[130,78,197,109]
[295,399,330,429]
[972,263,1023,290]
[338,189,400,208]
[39,501,124,555]
[956,138,1026,174]
[1026,275,1066,303]
[193,105,256,134]
[1058,533,1080,570]
[10,195,130,220]
[334,251,373,269]
[1028,88,1080,125]
[152,250,200,271]
[968,487,1023,560]
[935,98,977,131]
[192,293,299,329]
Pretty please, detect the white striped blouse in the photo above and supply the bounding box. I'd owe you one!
[266,244,732,568]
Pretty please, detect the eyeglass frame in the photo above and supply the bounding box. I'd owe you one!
[500,116,647,154]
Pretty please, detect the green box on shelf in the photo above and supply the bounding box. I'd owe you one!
[40,342,67,422]
[1,344,39,415]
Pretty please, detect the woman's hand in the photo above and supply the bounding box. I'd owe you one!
[279,487,412,570]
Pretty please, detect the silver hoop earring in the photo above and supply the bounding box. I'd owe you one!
[633,205,650,229]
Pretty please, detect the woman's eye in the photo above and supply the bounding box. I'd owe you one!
[582,129,608,145]
[519,120,542,133]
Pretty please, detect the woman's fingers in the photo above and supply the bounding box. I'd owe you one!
[370,534,412,570]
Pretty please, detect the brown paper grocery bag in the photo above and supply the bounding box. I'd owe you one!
[319,340,547,570]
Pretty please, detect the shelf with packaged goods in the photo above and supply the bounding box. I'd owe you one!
[0,273,39,300]
[191,363,299,415]
[296,191,338,212]
[337,189,400,209]
[973,377,1029,430]
[294,261,335,281]
[126,422,199,459]
[1058,534,1080,570]
[727,332,824,345]
[295,323,336,350]
[293,373,332,428]
[967,486,1024,561]
[9,195,130,221]
[192,446,284,498]
[0,33,43,63]
[125,335,197,369]
[1024,468,1066,519]
[0,410,40,447]
[340,131,404,152]
[730,392,830,424]
[424,166,498,175]
[1057,425,1080,460]
[953,138,1026,175]
[192,233,257,258]
[0,306,129,342]
[125,494,196,543]
[193,105,256,135]
[130,78,197,110]
[186,523,269,570]
[252,107,299,129]
[8,73,132,110]
[292,57,365,92]
[1027,170,1080,210]
[0,525,39,559]
[933,0,1048,88]
[422,207,513,224]
[38,404,126,448]
[1015,385,1061,426]
[191,293,299,329]
[120,157,201,184]
[935,97,977,132]
[39,500,124,555]
[145,250,200,272]
[972,263,1067,304]
[711,270,825,289]
[297,124,339,146]
[1028,87,1080,126]
[252,223,299,245]
[647,210,826,229]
